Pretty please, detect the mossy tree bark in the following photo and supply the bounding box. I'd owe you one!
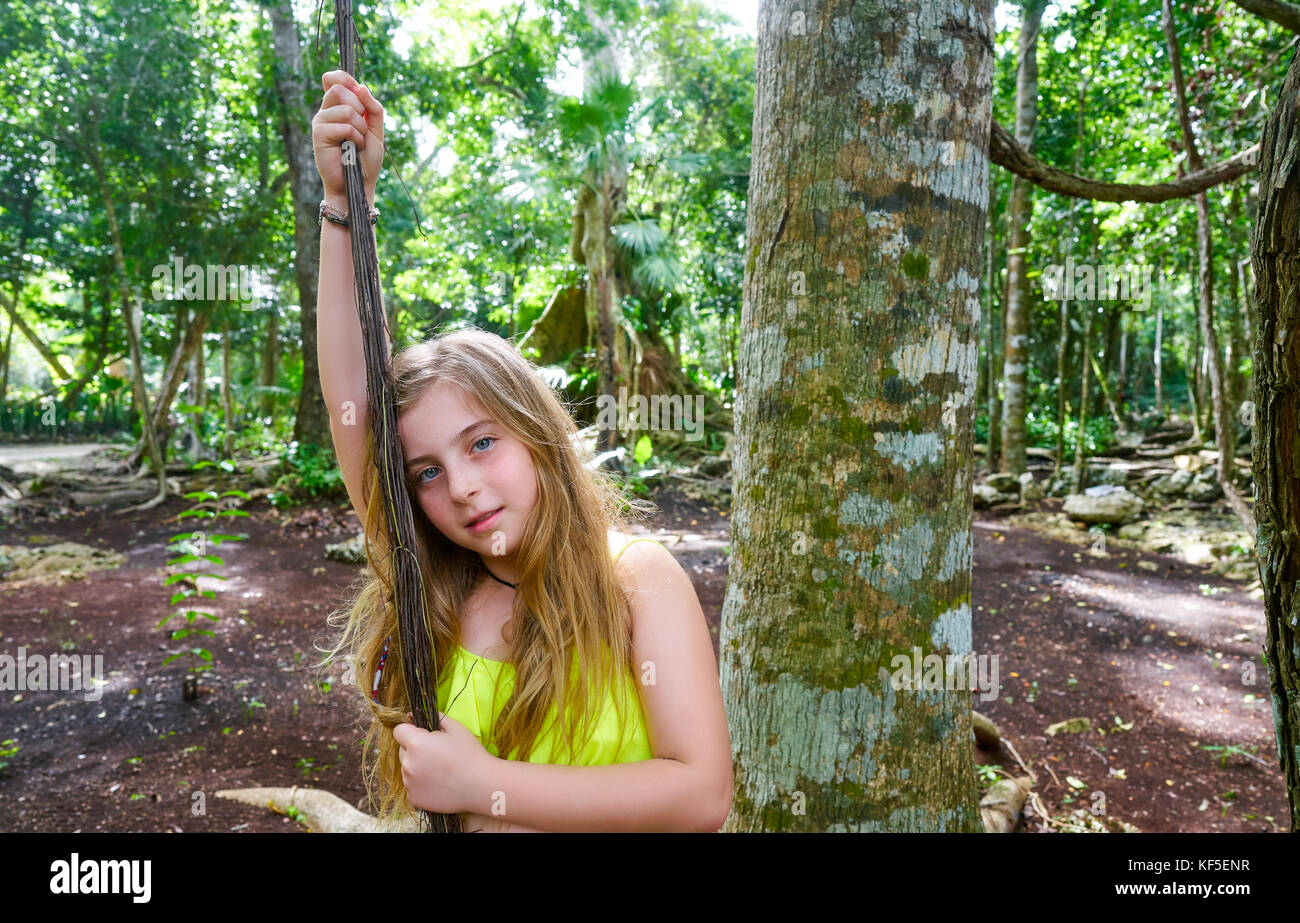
[720,0,991,832]
[1251,46,1300,832]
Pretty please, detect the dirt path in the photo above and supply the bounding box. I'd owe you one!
[971,508,1283,832]
[0,478,1283,831]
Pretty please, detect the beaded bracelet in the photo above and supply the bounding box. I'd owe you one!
[319,199,379,228]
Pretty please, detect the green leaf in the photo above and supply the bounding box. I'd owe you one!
[184,490,220,502]
[634,434,653,465]
[611,219,666,257]
[208,534,248,544]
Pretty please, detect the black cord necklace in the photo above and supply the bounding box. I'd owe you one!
[481,561,517,589]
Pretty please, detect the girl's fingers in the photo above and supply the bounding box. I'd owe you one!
[316,104,368,138]
[354,83,384,119]
[323,83,365,116]
[321,69,357,92]
[315,120,365,149]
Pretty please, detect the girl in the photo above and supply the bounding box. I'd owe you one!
[312,69,732,832]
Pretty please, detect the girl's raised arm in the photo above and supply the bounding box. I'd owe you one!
[312,70,388,529]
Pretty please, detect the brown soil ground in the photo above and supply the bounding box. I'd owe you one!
[0,478,1284,832]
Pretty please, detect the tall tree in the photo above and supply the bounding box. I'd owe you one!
[720,0,991,831]
[999,0,1046,478]
[1251,43,1300,833]
[1162,0,1255,532]
[267,0,330,451]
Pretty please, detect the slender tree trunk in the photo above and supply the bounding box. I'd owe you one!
[1227,182,1249,415]
[121,308,210,470]
[1241,257,1257,359]
[999,0,1047,477]
[720,0,991,832]
[1054,291,1069,475]
[222,320,235,459]
[0,304,13,407]
[86,104,166,502]
[1071,295,1091,494]
[0,285,73,384]
[1155,299,1164,416]
[1188,296,1203,442]
[259,309,281,419]
[1117,319,1127,414]
[1250,47,1300,831]
[986,212,1002,466]
[1162,0,1254,530]
[267,1,329,450]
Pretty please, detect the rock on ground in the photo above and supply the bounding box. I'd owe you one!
[1063,486,1145,525]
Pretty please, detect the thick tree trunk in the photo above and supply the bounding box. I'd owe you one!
[720,0,991,832]
[267,1,329,451]
[1163,0,1254,531]
[998,0,1046,478]
[1250,45,1300,832]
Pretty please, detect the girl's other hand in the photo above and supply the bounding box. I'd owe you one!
[311,69,385,201]
[393,711,494,815]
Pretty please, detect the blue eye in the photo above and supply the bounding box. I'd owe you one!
[415,437,494,484]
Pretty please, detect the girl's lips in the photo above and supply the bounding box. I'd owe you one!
[467,507,503,532]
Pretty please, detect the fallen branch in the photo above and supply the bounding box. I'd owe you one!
[216,786,418,833]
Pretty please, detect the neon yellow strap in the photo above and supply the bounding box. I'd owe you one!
[613,536,662,561]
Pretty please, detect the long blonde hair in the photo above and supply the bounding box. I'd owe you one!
[322,326,651,821]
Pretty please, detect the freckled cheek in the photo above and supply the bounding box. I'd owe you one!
[414,486,452,531]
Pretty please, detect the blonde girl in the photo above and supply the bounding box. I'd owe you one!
[311,69,732,832]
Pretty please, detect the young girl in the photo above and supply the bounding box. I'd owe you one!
[312,69,732,832]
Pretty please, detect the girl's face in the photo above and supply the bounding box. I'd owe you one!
[399,381,538,558]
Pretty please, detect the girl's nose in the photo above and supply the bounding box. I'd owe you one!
[445,468,479,503]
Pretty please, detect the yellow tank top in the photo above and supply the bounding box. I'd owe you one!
[433,536,660,765]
